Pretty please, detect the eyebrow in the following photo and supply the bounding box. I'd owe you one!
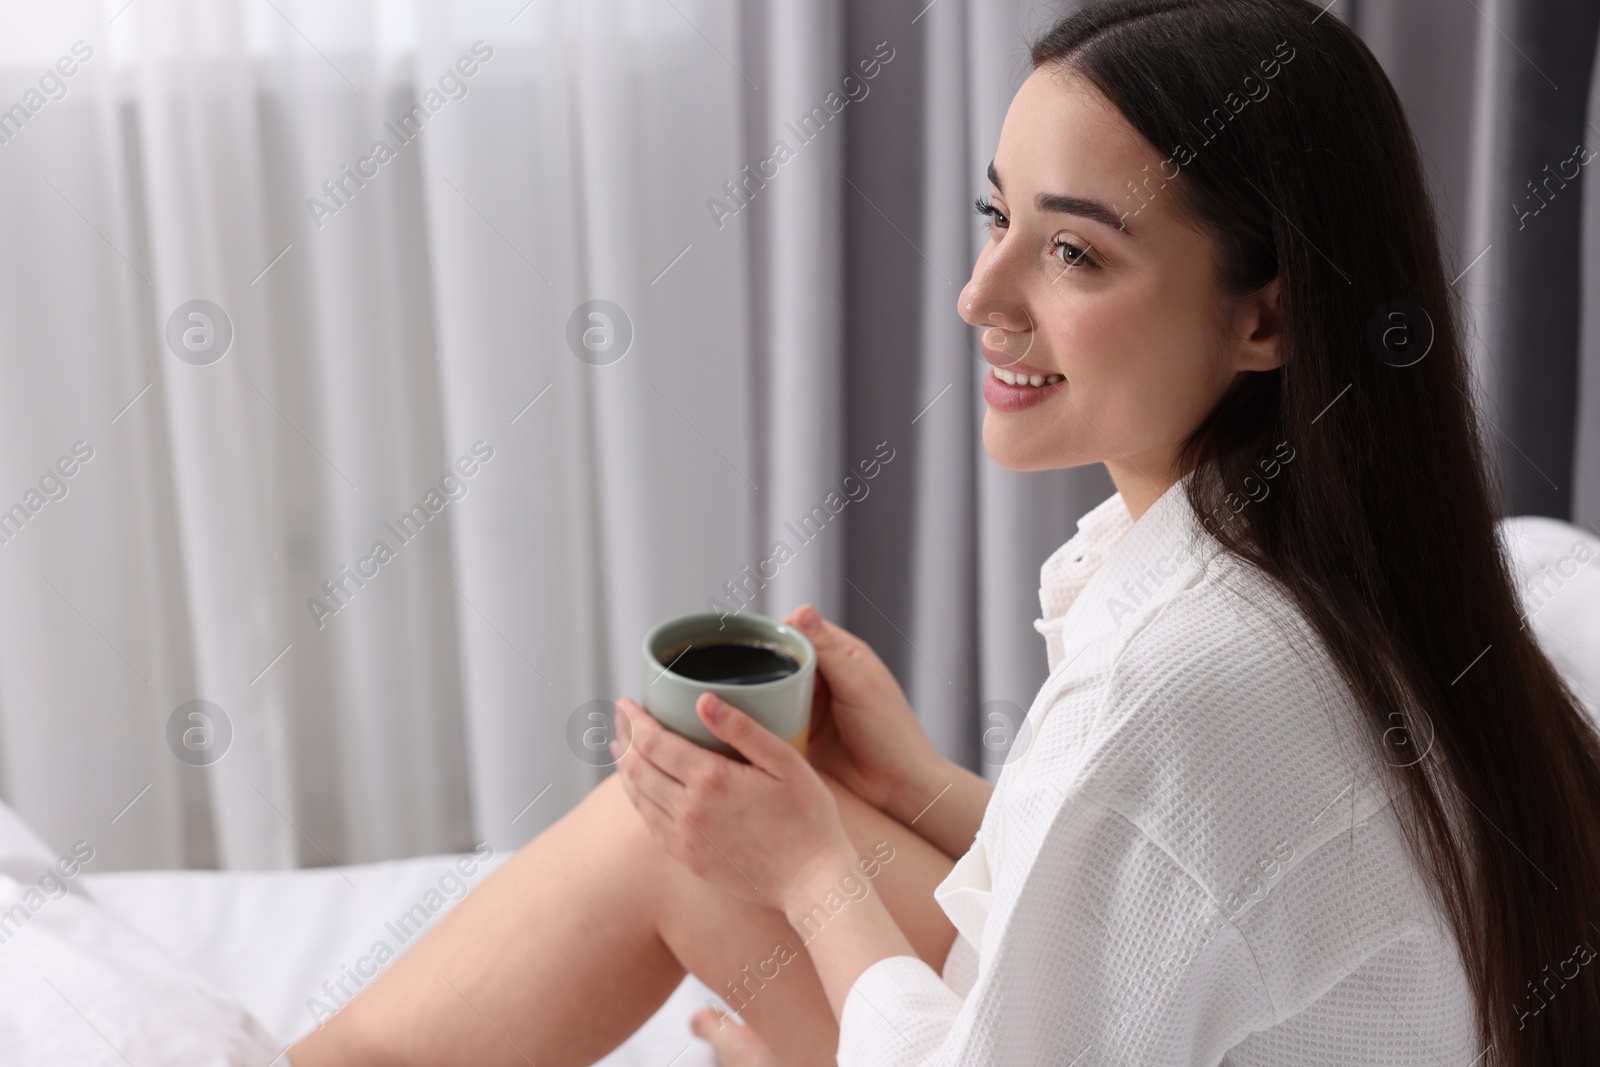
[987,160,1135,237]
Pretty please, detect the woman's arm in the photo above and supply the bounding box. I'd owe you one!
[879,757,993,863]
[784,605,995,860]
[742,737,995,1026]
[780,841,928,1022]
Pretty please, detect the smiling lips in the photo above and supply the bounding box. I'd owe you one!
[980,347,1066,411]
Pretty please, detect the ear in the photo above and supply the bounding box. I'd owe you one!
[1231,277,1284,373]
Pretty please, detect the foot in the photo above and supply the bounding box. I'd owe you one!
[690,1007,784,1067]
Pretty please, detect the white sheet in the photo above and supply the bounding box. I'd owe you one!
[82,853,722,1066]
[0,804,281,1066]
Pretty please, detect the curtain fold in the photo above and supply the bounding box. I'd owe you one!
[419,0,764,846]
[1450,0,1600,518]
[756,0,847,625]
[0,0,1595,870]
[1579,11,1600,533]
[134,0,302,870]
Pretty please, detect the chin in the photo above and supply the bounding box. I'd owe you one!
[980,410,1082,472]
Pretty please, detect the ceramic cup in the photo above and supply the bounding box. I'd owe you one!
[640,610,815,758]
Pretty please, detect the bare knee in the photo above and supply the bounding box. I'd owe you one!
[574,770,674,883]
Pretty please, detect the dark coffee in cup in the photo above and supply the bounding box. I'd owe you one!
[642,611,815,757]
[663,642,800,685]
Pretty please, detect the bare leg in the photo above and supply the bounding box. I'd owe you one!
[290,770,958,1067]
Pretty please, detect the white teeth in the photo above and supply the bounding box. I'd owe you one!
[993,367,1063,388]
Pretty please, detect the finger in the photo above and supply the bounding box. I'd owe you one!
[785,602,824,638]
[617,697,720,788]
[690,1007,782,1067]
[615,698,692,787]
[697,692,800,777]
[618,726,693,810]
[614,755,679,839]
[776,615,832,739]
[613,705,688,803]
[789,603,865,681]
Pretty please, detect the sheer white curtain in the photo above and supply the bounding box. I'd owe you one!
[416,0,762,850]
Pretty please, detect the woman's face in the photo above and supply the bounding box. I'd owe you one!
[961,67,1280,507]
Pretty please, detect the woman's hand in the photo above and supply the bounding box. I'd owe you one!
[615,681,941,1027]
[782,604,943,822]
[611,693,857,916]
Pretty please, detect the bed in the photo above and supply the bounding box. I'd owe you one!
[82,855,721,1066]
[0,807,720,1066]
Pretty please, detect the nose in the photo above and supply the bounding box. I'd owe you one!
[953,287,1030,371]
[958,241,1034,364]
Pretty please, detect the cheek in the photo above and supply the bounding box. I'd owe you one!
[1051,286,1222,433]
[1044,288,1160,388]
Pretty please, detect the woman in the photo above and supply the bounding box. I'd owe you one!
[291,0,1600,1063]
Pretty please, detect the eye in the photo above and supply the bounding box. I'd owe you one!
[1053,237,1098,270]
[974,195,1007,229]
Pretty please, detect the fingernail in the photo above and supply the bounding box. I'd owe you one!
[796,605,820,632]
[703,694,724,721]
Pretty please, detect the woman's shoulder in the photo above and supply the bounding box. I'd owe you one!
[1048,548,1369,761]
[1000,555,1460,1029]
[1022,549,1429,933]
[1092,548,1365,761]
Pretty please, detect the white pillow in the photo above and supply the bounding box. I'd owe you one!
[1498,515,1600,722]
[0,800,282,1066]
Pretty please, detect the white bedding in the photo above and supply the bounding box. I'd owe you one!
[0,801,283,1066]
[81,853,722,1066]
[1498,515,1600,718]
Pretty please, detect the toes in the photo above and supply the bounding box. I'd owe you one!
[690,1007,783,1067]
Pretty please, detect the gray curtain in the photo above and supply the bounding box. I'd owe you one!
[731,0,1116,776]
[732,0,1600,777]
[1431,0,1600,525]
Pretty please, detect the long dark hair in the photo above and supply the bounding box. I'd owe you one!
[1031,2,1600,1062]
